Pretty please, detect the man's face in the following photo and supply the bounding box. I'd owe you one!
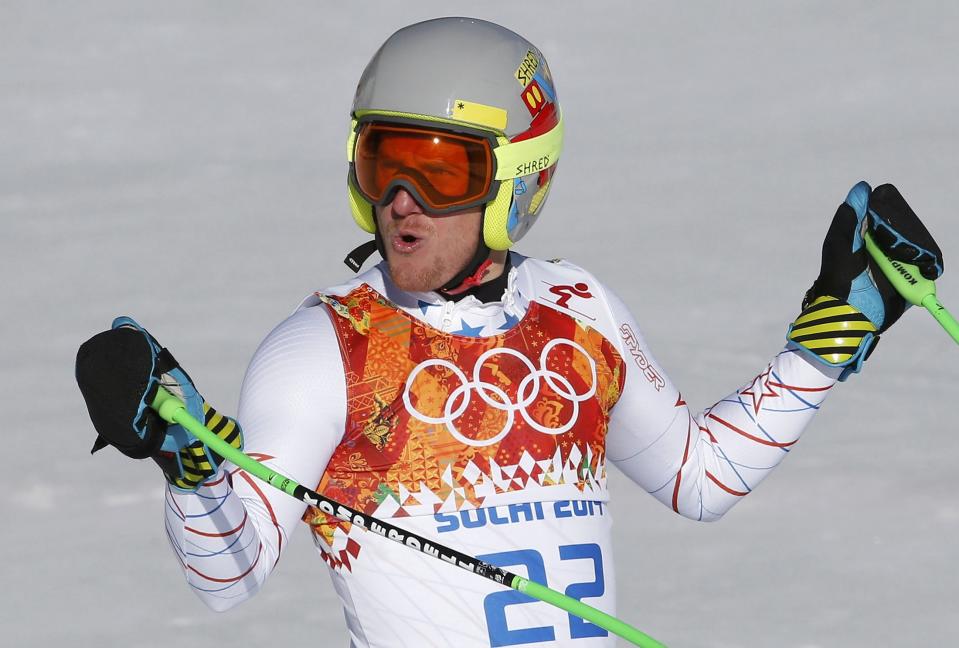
[375,188,482,293]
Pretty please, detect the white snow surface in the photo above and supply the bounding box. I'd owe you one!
[3,2,958,646]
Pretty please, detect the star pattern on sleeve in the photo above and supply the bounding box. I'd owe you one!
[739,365,780,416]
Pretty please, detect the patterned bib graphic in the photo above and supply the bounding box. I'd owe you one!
[304,285,624,550]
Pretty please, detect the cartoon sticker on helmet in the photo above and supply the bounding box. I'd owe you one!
[529,178,551,216]
[515,49,539,87]
[451,99,508,131]
[522,80,547,117]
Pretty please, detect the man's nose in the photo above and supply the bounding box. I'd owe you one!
[388,188,425,218]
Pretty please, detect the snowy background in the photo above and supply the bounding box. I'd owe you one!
[3,1,957,646]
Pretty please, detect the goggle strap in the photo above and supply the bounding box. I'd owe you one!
[493,115,564,181]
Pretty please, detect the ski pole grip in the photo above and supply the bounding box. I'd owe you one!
[865,231,959,345]
[863,231,935,307]
[153,386,187,425]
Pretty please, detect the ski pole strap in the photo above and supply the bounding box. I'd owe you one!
[864,232,959,345]
[150,386,666,648]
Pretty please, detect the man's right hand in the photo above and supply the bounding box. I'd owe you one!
[75,317,242,490]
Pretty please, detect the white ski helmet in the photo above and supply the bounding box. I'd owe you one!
[346,17,563,254]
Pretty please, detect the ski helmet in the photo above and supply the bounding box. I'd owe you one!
[346,17,563,258]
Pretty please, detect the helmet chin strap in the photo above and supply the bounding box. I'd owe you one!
[437,238,493,297]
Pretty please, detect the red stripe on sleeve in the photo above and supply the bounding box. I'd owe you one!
[166,485,186,519]
[235,469,284,568]
[671,416,693,513]
[707,413,798,448]
[187,543,263,583]
[185,510,249,538]
[706,470,749,497]
[768,380,833,393]
[699,423,717,444]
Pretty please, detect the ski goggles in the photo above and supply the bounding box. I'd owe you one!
[349,119,500,214]
[348,115,564,215]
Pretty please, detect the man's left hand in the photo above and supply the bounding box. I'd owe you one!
[788,181,943,379]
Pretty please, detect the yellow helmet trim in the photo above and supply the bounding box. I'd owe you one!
[482,179,517,250]
[348,179,375,233]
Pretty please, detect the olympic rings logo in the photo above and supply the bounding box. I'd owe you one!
[402,339,597,447]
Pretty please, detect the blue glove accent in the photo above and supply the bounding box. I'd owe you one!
[110,316,204,454]
[836,333,875,381]
[845,180,870,253]
[841,181,887,329]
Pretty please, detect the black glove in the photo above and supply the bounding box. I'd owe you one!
[867,183,943,281]
[788,181,943,379]
[76,317,242,490]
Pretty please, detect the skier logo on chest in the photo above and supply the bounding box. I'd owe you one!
[539,281,597,322]
[547,282,592,308]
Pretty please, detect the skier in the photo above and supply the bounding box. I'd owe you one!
[76,17,943,648]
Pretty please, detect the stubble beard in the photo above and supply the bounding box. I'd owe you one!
[388,257,449,292]
[386,228,481,293]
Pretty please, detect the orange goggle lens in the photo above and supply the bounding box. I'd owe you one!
[352,121,498,213]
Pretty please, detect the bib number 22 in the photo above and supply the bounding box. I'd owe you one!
[478,543,606,646]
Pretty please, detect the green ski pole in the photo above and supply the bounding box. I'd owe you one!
[864,231,959,345]
[151,386,667,648]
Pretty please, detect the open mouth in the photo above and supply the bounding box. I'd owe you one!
[392,232,424,253]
